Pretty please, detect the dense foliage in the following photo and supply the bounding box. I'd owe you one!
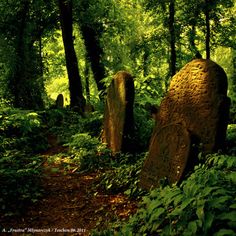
[0,108,46,216]
[93,151,236,235]
[0,0,235,234]
[0,0,235,108]
[117,154,236,236]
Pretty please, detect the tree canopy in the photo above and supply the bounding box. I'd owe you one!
[0,0,235,108]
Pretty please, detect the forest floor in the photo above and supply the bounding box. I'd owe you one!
[0,138,138,236]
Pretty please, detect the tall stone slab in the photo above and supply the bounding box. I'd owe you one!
[102,71,135,154]
[140,59,230,189]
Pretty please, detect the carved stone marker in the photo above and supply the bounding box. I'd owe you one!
[102,71,134,154]
[140,59,230,189]
[56,94,64,108]
[140,124,191,189]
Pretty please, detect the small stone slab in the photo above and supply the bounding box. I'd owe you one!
[56,94,64,108]
[140,124,190,190]
[102,71,134,154]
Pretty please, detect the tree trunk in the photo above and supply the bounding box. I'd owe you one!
[58,0,85,111]
[169,0,176,77]
[11,1,29,108]
[205,0,210,59]
[232,48,236,100]
[190,25,202,58]
[85,57,90,102]
[143,40,149,77]
[80,26,106,94]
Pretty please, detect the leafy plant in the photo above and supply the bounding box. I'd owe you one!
[226,124,236,155]
[0,108,48,153]
[65,133,112,172]
[133,106,155,152]
[0,151,43,216]
[97,153,146,199]
[92,153,236,235]
[42,109,103,144]
[111,153,236,235]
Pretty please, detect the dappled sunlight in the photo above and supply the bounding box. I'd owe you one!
[109,194,126,204]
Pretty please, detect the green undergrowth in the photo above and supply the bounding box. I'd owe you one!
[0,108,48,153]
[93,153,236,235]
[0,107,105,216]
[0,108,46,217]
[0,151,43,217]
[1,105,235,234]
[96,153,146,199]
[92,126,236,235]
[41,109,103,144]
[64,133,112,172]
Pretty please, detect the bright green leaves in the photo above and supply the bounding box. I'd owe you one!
[116,153,236,235]
[0,109,41,134]
[65,132,112,172]
[96,153,146,200]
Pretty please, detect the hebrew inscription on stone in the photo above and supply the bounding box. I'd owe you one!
[140,124,190,190]
[156,59,230,153]
[140,59,230,189]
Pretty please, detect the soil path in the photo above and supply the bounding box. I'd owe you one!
[1,143,138,235]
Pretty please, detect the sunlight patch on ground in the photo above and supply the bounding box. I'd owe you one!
[82,175,95,180]
[109,195,126,204]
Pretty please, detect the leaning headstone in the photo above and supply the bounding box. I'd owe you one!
[102,71,135,154]
[140,59,230,189]
[56,94,64,108]
[140,124,191,189]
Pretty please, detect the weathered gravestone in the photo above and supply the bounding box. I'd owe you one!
[56,94,64,108]
[140,59,230,189]
[102,71,135,154]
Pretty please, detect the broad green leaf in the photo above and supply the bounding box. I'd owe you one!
[201,186,221,197]
[124,189,131,195]
[230,203,236,209]
[213,229,236,236]
[164,189,182,206]
[173,193,184,206]
[185,221,198,235]
[227,172,236,184]
[180,198,194,211]
[210,196,231,209]
[148,201,162,213]
[149,207,165,222]
[204,212,214,232]
[212,189,228,197]
[196,205,205,222]
[226,158,236,168]
[169,198,194,217]
[217,211,236,221]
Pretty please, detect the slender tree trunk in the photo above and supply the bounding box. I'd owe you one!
[85,58,90,102]
[39,33,44,77]
[232,49,236,100]
[190,25,202,58]
[205,0,210,59]
[80,26,106,94]
[169,0,176,76]
[11,0,29,108]
[143,42,149,77]
[58,0,85,111]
